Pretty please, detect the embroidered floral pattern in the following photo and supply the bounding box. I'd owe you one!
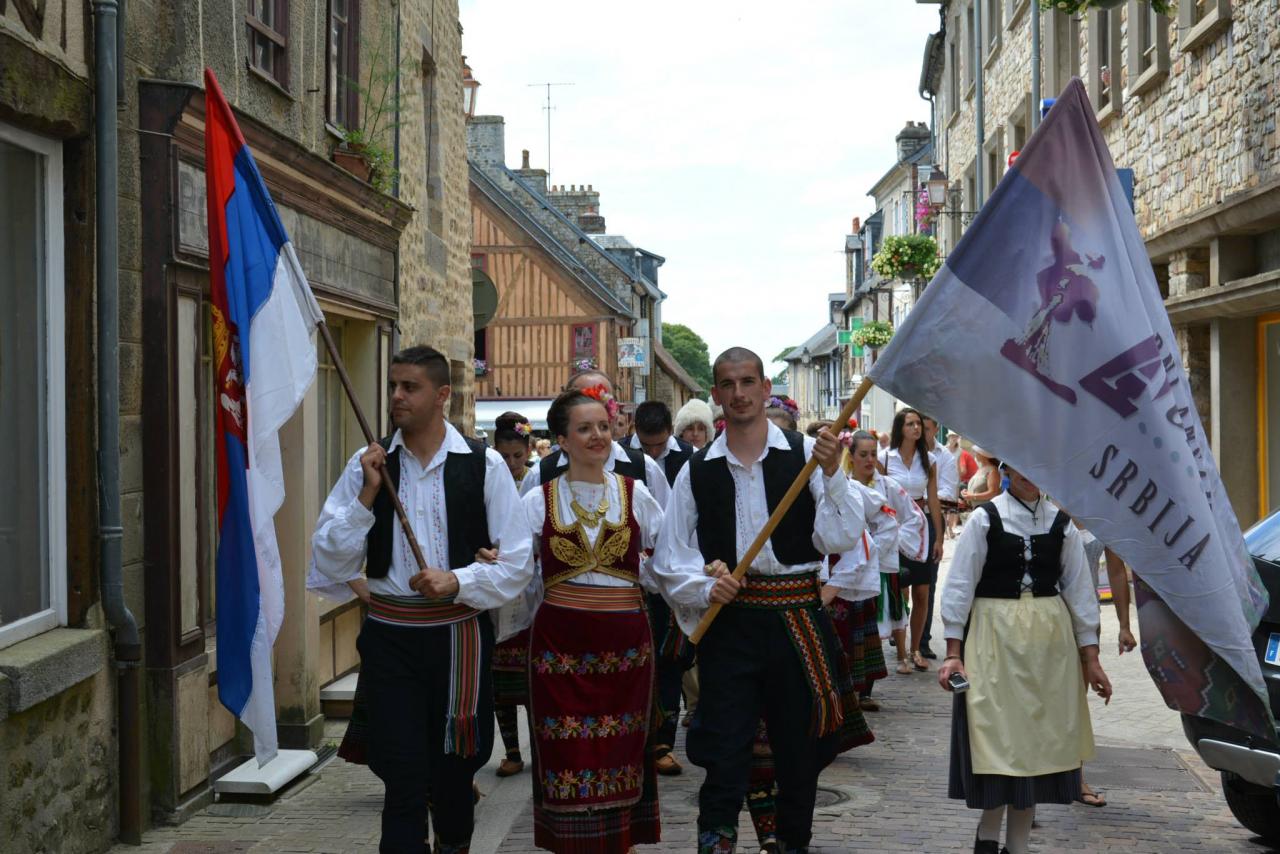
[543,764,642,800]
[537,711,646,740]
[492,646,528,668]
[533,643,652,676]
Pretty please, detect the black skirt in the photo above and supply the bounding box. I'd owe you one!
[947,691,1082,810]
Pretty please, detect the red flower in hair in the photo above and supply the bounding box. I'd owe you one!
[580,384,620,420]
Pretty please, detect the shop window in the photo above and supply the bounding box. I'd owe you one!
[1127,1,1169,97]
[1088,8,1122,123]
[247,0,289,88]
[0,126,66,650]
[327,0,359,129]
[1179,0,1231,53]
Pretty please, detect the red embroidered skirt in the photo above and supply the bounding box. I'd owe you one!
[529,583,660,853]
[493,628,531,706]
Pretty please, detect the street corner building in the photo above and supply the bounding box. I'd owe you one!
[0,0,475,850]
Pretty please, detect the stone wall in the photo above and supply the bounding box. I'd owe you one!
[1,633,114,854]
[396,0,475,431]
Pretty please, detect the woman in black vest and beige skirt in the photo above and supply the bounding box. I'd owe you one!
[936,463,1112,854]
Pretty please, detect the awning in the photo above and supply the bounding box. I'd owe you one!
[474,398,555,433]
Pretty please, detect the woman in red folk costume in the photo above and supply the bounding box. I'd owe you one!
[520,386,666,853]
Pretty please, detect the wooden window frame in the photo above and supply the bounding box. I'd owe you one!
[571,323,597,361]
[1087,8,1122,124]
[1127,1,1169,98]
[1179,0,1231,54]
[326,0,360,130]
[246,0,289,89]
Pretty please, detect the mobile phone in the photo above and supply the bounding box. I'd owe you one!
[948,671,970,693]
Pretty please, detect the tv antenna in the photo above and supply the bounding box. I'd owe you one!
[527,82,574,185]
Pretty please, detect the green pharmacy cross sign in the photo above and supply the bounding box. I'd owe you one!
[838,318,864,357]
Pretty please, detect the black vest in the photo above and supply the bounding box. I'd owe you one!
[662,438,694,486]
[538,443,647,485]
[688,429,822,568]
[365,435,492,578]
[973,501,1070,598]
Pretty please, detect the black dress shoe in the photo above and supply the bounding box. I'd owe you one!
[920,647,938,659]
[973,835,1000,854]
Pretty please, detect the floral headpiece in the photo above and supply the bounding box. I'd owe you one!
[514,422,533,438]
[766,396,799,418]
[580,384,620,420]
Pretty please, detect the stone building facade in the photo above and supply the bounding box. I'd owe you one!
[931,0,1280,523]
[0,3,119,852]
[0,1,471,850]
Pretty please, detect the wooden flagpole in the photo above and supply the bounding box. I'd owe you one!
[316,321,429,573]
[688,376,876,644]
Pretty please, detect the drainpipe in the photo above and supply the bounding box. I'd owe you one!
[1031,1,1042,130]
[93,0,142,844]
[975,0,985,206]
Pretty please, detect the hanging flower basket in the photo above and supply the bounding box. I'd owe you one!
[870,234,940,282]
[1040,0,1172,14]
[851,320,894,350]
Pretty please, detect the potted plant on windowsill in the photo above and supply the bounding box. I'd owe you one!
[330,18,407,194]
[474,358,489,377]
[572,357,598,372]
[1039,0,1172,13]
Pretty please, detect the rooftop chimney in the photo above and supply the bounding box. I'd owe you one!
[895,120,931,162]
[851,216,861,233]
[466,115,506,166]
[521,149,531,169]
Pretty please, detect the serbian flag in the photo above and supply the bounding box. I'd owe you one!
[869,79,1273,738]
[205,69,323,764]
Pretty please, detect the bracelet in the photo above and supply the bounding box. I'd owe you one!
[943,655,962,662]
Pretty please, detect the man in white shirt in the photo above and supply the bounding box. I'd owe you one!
[310,346,532,854]
[652,347,870,854]
[521,369,672,508]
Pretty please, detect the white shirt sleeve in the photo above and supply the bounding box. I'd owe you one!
[632,482,666,593]
[310,448,376,587]
[650,464,718,613]
[1058,524,1102,648]
[451,450,536,611]
[806,442,866,555]
[893,482,928,562]
[643,455,672,510]
[940,508,990,641]
[828,533,880,600]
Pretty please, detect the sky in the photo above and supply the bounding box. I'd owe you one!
[458,0,941,370]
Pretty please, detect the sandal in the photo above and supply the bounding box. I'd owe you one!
[1077,786,1107,807]
[911,650,930,672]
[896,658,914,675]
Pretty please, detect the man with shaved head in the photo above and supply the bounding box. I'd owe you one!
[653,346,873,854]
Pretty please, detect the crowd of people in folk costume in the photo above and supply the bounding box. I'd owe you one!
[310,343,1127,854]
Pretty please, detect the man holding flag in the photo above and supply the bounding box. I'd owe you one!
[868,74,1272,791]
[204,69,324,766]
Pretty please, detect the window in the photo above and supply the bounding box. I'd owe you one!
[473,328,488,364]
[1127,1,1169,97]
[1005,0,1029,25]
[984,0,1002,59]
[572,324,597,361]
[964,4,976,92]
[947,34,960,118]
[1007,93,1032,164]
[1088,8,1122,121]
[247,0,288,88]
[1180,0,1231,53]
[327,0,359,128]
[0,125,66,650]
[984,128,1005,200]
[1044,11,1081,100]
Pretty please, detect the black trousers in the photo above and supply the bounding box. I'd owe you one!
[687,605,837,848]
[648,592,693,753]
[358,615,495,854]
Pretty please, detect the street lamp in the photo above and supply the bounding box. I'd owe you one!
[925,166,950,209]
[801,347,812,366]
[462,57,480,118]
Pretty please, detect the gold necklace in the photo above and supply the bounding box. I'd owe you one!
[569,482,610,527]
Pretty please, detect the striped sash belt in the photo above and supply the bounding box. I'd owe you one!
[368,593,484,757]
[544,582,643,612]
[730,572,844,737]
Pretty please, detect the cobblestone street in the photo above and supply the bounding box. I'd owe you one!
[110,547,1280,853]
